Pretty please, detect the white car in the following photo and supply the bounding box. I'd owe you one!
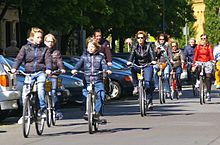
[0,55,20,121]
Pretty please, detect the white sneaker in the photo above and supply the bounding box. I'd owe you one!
[195,80,200,88]
[206,92,211,101]
[17,117,23,125]
[166,92,171,98]
[178,91,182,96]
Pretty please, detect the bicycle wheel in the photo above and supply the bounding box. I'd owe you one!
[45,94,52,127]
[159,77,165,104]
[22,95,31,138]
[51,108,56,126]
[139,86,146,117]
[87,93,93,134]
[199,78,205,105]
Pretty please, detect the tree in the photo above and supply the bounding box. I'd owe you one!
[204,0,220,45]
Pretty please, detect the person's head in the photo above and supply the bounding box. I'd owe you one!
[28,27,44,45]
[44,33,56,49]
[10,40,17,47]
[171,41,179,51]
[189,38,196,47]
[86,37,100,54]
[135,31,147,46]
[93,29,102,43]
[157,33,168,45]
[200,34,208,46]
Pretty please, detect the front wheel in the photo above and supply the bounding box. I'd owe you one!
[87,93,93,134]
[159,77,165,104]
[22,95,31,138]
[139,86,146,117]
[199,78,205,105]
[45,94,52,127]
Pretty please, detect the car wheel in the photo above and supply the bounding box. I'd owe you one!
[110,81,121,99]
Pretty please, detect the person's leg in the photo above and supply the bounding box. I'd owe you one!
[153,64,159,89]
[131,67,139,95]
[176,66,183,95]
[37,72,47,112]
[144,66,154,105]
[163,64,171,94]
[94,82,105,116]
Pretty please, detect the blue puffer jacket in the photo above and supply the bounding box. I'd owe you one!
[74,51,109,83]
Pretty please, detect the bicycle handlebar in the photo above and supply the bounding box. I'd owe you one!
[127,63,152,69]
[77,70,106,76]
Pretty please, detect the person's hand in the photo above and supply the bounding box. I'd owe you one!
[151,61,157,65]
[106,70,112,75]
[127,61,132,66]
[11,68,17,74]
[107,62,112,66]
[191,66,196,72]
[61,69,66,74]
[71,70,78,75]
[45,69,51,75]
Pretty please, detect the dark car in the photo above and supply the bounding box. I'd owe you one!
[63,56,133,99]
[112,52,130,60]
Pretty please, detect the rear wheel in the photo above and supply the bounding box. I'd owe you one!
[22,95,31,138]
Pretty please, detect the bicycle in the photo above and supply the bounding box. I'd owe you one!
[76,70,107,134]
[158,62,167,104]
[170,68,179,100]
[130,63,153,117]
[16,70,46,138]
[196,62,207,105]
[45,70,62,127]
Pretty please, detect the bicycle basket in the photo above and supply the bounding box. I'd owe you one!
[45,80,52,92]
[160,63,167,70]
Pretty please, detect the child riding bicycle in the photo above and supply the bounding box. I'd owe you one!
[71,37,111,122]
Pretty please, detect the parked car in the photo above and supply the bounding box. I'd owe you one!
[0,55,20,121]
[63,56,133,99]
[112,52,130,60]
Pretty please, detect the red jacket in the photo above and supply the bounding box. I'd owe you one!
[193,44,214,63]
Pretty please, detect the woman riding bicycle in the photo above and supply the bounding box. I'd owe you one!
[44,33,66,120]
[192,34,214,101]
[170,41,185,96]
[71,37,111,122]
[11,27,52,124]
[127,31,156,107]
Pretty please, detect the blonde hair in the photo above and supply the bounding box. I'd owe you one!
[86,37,100,49]
[28,27,44,40]
[44,33,57,44]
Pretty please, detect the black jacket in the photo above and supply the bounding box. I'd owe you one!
[74,51,109,83]
[128,42,155,65]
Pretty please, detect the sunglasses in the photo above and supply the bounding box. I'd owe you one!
[137,37,144,39]
[159,39,164,40]
[201,38,207,40]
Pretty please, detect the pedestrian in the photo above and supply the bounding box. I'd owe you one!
[3,40,19,58]
[213,38,220,89]
[11,27,52,124]
[44,33,66,120]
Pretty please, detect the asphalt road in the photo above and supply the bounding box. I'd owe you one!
[1,85,220,145]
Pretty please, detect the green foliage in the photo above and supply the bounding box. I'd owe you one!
[204,0,220,45]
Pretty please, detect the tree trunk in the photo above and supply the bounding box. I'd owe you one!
[119,36,124,53]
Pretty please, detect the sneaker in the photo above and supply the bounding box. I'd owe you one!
[39,110,47,118]
[56,112,63,120]
[206,92,211,101]
[154,87,159,92]
[178,91,182,96]
[148,103,153,110]
[133,86,138,95]
[166,92,171,98]
[17,117,23,125]
[93,113,101,121]
[195,80,200,88]
[99,116,107,124]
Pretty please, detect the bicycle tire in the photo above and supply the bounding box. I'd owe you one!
[51,109,56,126]
[87,93,93,134]
[159,76,164,104]
[22,94,31,138]
[199,78,205,105]
[34,93,45,136]
[45,94,52,127]
[139,86,146,117]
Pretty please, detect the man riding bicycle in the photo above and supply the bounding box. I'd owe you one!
[127,31,156,108]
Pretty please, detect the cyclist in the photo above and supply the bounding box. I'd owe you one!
[183,38,197,83]
[213,38,220,89]
[44,33,66,120]
[153,33,172,97]
[170,41,185,96]
[11,27,52,124]
[192,34,214,101]
[127,31,156,108]
[71,37,111,121]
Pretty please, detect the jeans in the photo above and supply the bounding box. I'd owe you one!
[83,82,105,114]
[174,66,182,91]
[153,64,171,93]
[22,71,46,111]
[48,77,61,111]
[131,65,154,103]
